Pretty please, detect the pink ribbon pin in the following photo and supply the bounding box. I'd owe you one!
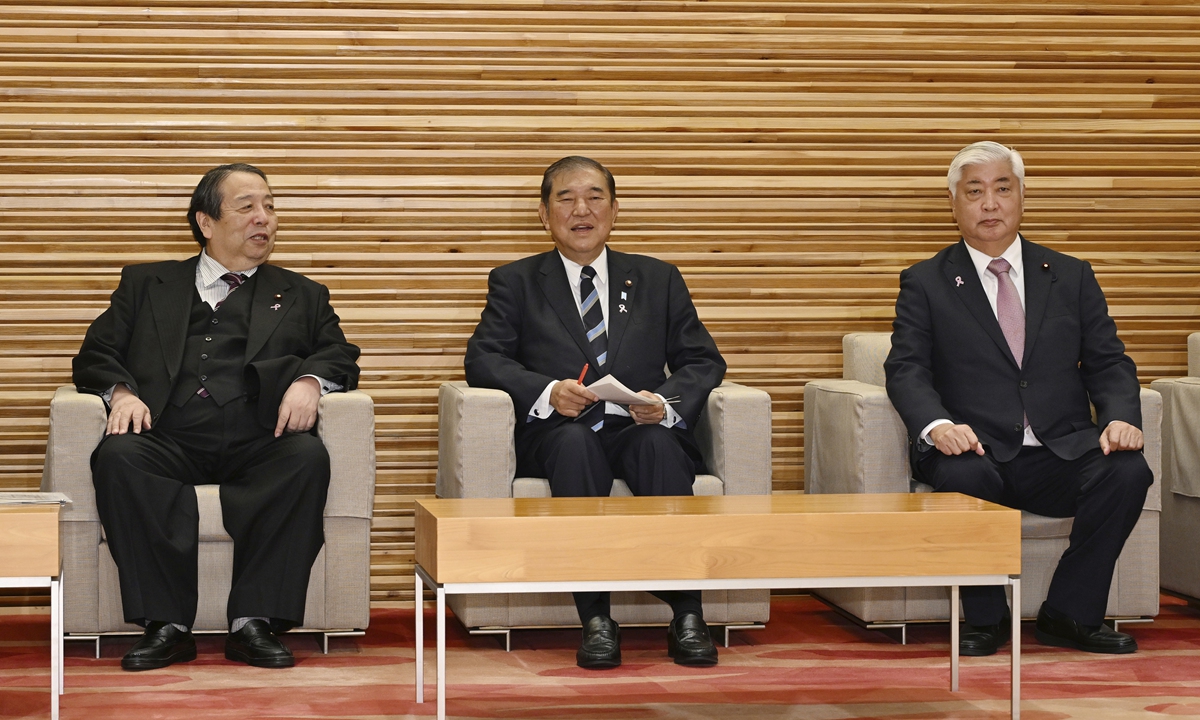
[270,303,281,311]
[955,276,964,287]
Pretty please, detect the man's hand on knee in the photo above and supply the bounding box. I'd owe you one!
[108,385,152,436]
[1100,420,1143,454]
[275,377,321,437]
[629,390,665,425]
[929,423,984,456]
[550,379,598,418]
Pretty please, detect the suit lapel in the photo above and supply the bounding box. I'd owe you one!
[245,264,295,362]
[148,256,199,383]
[943,240,1020,369]
[605,250,634,369]
[535,252,598,369]
[1021,237,1052,367]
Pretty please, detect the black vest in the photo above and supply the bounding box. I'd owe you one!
[168,275,256,408]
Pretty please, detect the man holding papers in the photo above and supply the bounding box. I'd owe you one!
[465,156,726,669]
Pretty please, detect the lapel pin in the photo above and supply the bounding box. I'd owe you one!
[270,303,281,311]
[624,279,632,287]
[274,294,283,299]
[618,304,627,313]
[621,291,627,300]
[955,276,964,287]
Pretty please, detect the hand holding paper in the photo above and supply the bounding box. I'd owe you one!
[584,375,661,405]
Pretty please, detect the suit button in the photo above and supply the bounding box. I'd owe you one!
[200,354,208,360]
[205,336,212,342]
[200,375,208,381]
[1014,424,1023,432]
[1020,380,1028,388]
[211,318,218,324]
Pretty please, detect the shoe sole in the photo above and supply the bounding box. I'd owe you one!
[225,648,295,668]
[670,653,718,667]
[959,645,1001,657]
[1033,627,1137,654]
[121,646,198,671]
[576,658,621,669]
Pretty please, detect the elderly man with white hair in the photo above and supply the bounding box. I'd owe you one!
[884,141,1152,656]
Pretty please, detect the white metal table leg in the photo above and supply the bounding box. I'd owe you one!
[415,571,423,704]
[1011,577,1020,720]
[437,586,446,720]
[56,574,64,696]
[950,584,959,692]
[50,576,60,720]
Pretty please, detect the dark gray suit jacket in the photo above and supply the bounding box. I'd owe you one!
[73,255,360,431]
[464,248,726,452]
[884,237,1141,463]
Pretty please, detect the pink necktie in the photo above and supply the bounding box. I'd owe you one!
[988,257,1029,429]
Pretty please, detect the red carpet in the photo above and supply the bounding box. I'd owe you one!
[3,595,1200,719]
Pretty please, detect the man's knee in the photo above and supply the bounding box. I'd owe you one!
[921,451,1004,502]
[1101,450,1154,495]
[91,433,154,488]
[275,433,330,481]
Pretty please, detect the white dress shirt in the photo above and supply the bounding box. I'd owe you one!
[527,247,681,428]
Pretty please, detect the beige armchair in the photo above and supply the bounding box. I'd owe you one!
[435,380,772,632]
[1152,332,1200,602]
[804,332,1160,627]
[41,386,376,648]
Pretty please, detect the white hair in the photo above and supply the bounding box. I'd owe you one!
[948,141,1025,197]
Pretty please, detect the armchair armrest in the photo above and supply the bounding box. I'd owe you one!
[804,379,910,494]
[694,382,771,496]
[436,381,516,499]
[40,386,107,523]
[1139,387,1162,512]
[317,390,376,520]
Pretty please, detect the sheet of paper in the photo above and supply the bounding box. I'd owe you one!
[0,492,71,505]
[584,375,660,405]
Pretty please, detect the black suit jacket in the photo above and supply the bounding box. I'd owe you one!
[464,248,726,451]
[73,255,361,431]
[884,237,1141,463]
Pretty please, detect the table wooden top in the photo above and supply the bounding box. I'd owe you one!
[416,492,1011,518]
[415,493,1021,584]
[0,504,60,578]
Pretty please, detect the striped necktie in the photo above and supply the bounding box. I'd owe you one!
[579,265,608,431]
[214,272,247,310]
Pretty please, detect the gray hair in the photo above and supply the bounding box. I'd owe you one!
[947,142,1025,198]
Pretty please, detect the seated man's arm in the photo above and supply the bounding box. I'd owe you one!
[269,284,361,436]
[465,267,583,418]
[73,265,141,398]
[1074,262,1143,453]
[73,266,153,435]
[883,266,979,455]
[645,265,726,429]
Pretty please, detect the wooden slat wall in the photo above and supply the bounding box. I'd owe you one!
[0,1,1197,605]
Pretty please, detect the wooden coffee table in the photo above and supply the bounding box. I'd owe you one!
[414,492,1022,719]
[0,501,64,720]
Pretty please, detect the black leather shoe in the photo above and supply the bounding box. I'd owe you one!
[576,615,621,669]
[1034,602,1137,654]
[960,614,1012,657]
[225,619,295,668]
[121,621,197,671]
[667,612,718,667]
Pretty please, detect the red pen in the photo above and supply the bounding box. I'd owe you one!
[577,363,589,384]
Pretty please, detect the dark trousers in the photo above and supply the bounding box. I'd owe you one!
[521,414,704,624]
[91,393,329,630]
[916,445,1152,627]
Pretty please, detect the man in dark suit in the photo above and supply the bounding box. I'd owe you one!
[885,141,1152,656]
[74,163,360,670]
[465,156,725,669]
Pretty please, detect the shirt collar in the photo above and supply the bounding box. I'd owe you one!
[557,246,609,288]
[198,249,259,287]
[964,234,1023,280]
